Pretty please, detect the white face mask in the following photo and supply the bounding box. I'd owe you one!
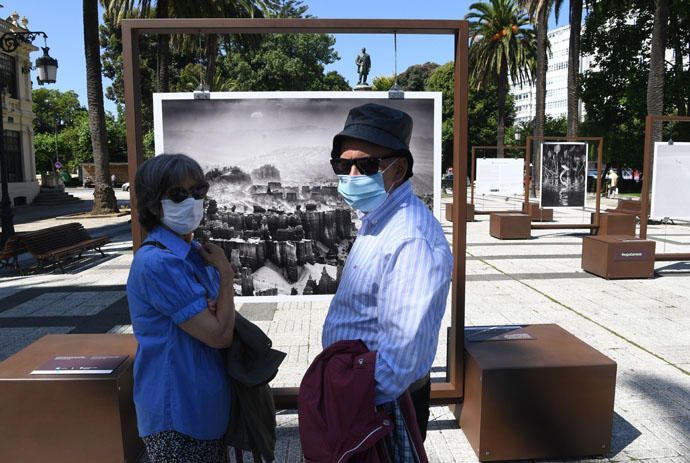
[161,198,205,235]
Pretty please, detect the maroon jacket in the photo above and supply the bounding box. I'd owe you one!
[298,340,393,462]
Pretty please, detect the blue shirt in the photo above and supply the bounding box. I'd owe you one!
[322,181,453,405]
[126,226,230,440]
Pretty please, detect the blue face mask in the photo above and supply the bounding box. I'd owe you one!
[337,159,399,212]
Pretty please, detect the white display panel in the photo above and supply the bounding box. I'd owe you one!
[475,158,524,197]
[539,142,588,208]
[651,142,690,220]
[153,91,442,302]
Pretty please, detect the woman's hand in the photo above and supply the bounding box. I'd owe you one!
[198,242,234,278]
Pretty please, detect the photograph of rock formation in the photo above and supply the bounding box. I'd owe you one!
[155,93,440,300]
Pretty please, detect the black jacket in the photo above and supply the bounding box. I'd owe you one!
[224,313,286,461]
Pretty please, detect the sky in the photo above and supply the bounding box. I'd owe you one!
[9,0,566,116]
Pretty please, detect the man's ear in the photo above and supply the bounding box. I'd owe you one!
[393,157,409,184]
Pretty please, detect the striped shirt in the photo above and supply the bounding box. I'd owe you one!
[322,180,453,405]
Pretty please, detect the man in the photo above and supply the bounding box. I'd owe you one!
[355,47,371,85]
[322,103,453,448]
[607,168,619,198]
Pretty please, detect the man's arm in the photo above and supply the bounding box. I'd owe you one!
[373,237,452,404]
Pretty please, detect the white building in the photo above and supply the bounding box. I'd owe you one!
[0,14,40,205]
[511,24,594,124]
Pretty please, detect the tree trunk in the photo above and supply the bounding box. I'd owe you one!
[83,0,118,213]
[156,0,170,93]
[670,10,687,116]
[646,0,669,142]
[532,5,549,198]
[567,0,583,137]
[534,6,548,140]
[206,34,219,91]
[497,60,508,158]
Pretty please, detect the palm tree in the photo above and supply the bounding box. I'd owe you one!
[646,0,670,142]
[467,0,536,157]
[84,0,118,212]
[521,0,564,141]
[567,0,583,136]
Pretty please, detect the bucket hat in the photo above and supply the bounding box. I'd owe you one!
[331,103,413,160]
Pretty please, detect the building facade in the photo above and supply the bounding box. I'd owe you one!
[510,24,594,125]
[1,15,39,205]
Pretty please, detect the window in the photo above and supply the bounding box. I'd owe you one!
[0,53,18,99]
[4,130,23,182]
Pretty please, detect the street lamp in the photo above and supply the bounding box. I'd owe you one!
[0,30,58,246]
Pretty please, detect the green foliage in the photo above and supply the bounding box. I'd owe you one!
[397,62,439,91]
[372,75,395,91]
[508,115,567,142]
[425,61,516,171]
[580,0,690,166]
[580,0,652,167]
[31,88,127,173]
[221,33,346,91]
[32,88,86,134]
[100,13,157,133]
[322,71,351,91]
[100,3,349,127]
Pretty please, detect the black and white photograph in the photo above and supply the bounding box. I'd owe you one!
[539,142,588,208]
[153,92,441,302]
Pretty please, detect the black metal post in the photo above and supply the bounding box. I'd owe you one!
[0,87,14,246]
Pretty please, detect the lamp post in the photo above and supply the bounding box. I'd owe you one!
[0,30,58,246]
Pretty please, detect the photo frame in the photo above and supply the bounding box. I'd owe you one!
[475,158,524,197]
[539,142,588,208]
[650,141,690,220]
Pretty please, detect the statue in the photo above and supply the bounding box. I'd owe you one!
[355,47,371,85]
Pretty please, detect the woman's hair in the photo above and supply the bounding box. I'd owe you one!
[135,153,205,232]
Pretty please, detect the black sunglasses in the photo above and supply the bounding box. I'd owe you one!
[330,154,402,176]
[165,182,209,203]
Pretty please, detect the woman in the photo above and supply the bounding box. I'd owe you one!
[127,153,235,462]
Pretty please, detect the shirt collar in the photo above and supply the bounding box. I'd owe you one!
[147,226,194,259]
[361,180,413,229]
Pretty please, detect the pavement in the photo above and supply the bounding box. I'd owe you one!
[0,189,688,462]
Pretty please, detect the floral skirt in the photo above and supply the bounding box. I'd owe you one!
[142,430,228,463]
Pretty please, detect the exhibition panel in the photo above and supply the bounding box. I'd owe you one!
[122,16,471,408]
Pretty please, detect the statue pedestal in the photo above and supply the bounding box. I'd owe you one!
[354,84,372,91]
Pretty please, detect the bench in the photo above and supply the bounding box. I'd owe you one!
[0,234,28,272]
[19,222,110,272]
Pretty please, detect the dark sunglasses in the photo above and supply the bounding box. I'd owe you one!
[165,182,209,203]
[330,154,402,176]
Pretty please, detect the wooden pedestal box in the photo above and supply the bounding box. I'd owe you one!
[445,202,475,222]
[0,334,142,463]
[467,203,475,222]
[489,213,531,239]
[523,202,553,222]
[460,324,617,462]
[582,235,655,279]
[591,212,636,236]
